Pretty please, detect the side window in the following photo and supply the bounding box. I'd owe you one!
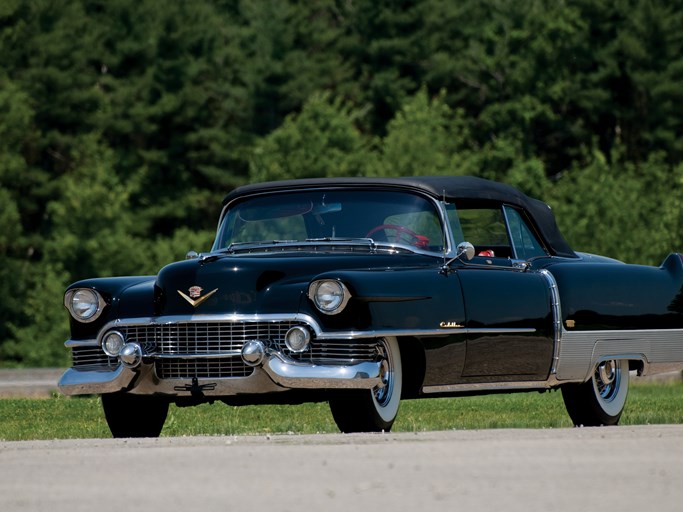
[446,204,464,245]
[503,206,546,260]
[457,207,511,258]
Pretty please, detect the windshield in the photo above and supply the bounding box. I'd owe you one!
[213,190,445,253]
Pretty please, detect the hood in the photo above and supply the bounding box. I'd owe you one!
[154,252,427,316]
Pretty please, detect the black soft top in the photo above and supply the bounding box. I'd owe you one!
[223,176,577,258]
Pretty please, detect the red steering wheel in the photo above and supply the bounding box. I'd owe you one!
[366,224,430,249]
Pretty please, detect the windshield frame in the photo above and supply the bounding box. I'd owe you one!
[212,187,453,257]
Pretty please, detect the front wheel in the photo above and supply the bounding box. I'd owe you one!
[101,392,169,438]
[561,359,630,426]
[329,337,402,433]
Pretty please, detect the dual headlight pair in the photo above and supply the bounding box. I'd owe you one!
[65,279,351,323]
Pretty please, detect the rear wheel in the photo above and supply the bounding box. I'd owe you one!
[101,392,169,438]
[329,337,402,433]
[561,359,630,426]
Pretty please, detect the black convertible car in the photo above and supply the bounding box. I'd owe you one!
[59,176,683,437]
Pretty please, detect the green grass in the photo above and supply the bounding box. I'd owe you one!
[1,383,681,441]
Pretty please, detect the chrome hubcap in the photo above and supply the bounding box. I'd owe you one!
[374,341,393,407]
[595,360,620,401]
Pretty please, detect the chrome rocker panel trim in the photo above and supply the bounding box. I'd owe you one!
[422,375,566,395]
[556,327,683,381]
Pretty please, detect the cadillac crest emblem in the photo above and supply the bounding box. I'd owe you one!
[178,286,219,308]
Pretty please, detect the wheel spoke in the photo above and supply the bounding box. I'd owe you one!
[595,360,621,402]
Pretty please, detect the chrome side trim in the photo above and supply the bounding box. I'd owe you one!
[501,205,518,260]
[317,327,535,341]
[538,269,562,374]
[65,339,98,348]
[556,328,683,381]
[92,314,535,344]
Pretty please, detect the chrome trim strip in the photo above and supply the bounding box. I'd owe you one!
[316,327,535,340]
[436,199,456,258]
[93,314,536,344]
[65,339,98,348]
[538,269,562,375]
[422,375,564,394]
[467,328,537,334]
[95,313,326,345]
[154,351,243,359]
[501,205,518,260]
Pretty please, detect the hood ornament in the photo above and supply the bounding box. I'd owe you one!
[178,286,218,308]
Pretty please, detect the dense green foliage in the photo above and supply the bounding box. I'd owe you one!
[1,0,681,366]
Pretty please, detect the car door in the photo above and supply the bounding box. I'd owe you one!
[452,205,555,381]
[457,266,554,380]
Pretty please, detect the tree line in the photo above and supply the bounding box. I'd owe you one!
[1,0,681,366]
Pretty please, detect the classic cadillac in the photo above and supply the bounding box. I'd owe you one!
[59,176,683,437]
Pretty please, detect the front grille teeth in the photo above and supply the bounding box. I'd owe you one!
[71,347,118,370]
[73,320,381,379]
[155,357,253,379]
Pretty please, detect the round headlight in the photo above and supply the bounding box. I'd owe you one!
[285,326,311,353]
[308,280,351,315]
[102,330,125,357]
[65,288,105,322]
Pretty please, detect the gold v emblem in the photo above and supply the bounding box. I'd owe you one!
[177,287,218,308]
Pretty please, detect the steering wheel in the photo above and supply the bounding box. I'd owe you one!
[366,224,430,249]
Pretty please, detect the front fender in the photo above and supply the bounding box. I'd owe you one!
[310,266,465,332]
[66,276,155,339]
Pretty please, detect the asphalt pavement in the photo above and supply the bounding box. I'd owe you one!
[1,426,682,512]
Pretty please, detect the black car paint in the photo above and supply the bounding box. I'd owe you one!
[62,176,683,404]
[66,248,564,390]
[541,253,683,331]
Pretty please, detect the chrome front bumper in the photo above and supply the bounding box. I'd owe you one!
[58,351,383,397]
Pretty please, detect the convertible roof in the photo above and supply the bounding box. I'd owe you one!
[223,176,577,258]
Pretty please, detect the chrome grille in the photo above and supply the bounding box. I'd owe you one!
[94,320,380,379]
[120,320,299,380]
[155,358,252,379]
[121,321,298,355]
[72,346,117,370]
[280,340,379,364]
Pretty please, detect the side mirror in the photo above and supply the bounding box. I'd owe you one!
[456,242,475,261]
[441,241,475,274]
[186,250,199,260]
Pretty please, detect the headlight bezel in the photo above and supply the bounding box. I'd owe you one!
[308,279,351,315]
[64,288,107,323]
[102,330,126,357]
